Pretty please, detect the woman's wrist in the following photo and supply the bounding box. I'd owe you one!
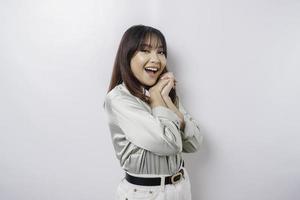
[150,93,167,109]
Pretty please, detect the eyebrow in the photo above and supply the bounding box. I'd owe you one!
[140,43,163,49]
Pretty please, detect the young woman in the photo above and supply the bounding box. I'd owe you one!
[103,24,203,200]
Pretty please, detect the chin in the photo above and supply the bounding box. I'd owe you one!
[141,80,156,88]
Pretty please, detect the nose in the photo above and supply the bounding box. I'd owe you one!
[149,51,160,64]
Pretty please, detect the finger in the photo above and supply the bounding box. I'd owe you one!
[160,72,174,79]
[161,81,173,94]
[158,79,170,90]
[164,74,175,80]
[164,79,174,88]
[158,77,170,83]
[160,74,170,79]
[161,76,175,82]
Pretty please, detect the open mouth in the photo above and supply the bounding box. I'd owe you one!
[144,67,159,76]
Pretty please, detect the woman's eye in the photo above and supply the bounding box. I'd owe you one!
[158,51,165,55]
[140,49,150,53]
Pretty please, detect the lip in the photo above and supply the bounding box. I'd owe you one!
[144,66,160,70]
[144,68,159,78]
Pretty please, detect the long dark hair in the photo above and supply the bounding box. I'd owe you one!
[106,24,178,106]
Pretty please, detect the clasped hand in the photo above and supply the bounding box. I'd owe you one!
[149,72,185,130]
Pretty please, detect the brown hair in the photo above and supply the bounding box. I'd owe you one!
[106,24,178,106]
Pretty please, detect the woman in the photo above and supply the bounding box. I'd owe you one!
[103,24,203,200]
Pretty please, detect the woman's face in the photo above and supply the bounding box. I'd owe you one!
[130,36,167,87]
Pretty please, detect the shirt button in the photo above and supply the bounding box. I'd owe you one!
[149,191,153,194]
[133,188,137,192]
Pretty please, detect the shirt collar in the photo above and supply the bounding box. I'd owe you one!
[143,87,150,97]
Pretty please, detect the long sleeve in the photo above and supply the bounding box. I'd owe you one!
[177,97,204,153]
[104,91,183,156]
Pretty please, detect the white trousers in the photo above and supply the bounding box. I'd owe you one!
[115,167,192,200]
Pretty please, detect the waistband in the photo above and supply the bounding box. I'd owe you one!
[125,160,185,178]
[125,168,184,186]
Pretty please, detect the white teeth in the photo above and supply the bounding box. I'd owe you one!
[145,67,159,72]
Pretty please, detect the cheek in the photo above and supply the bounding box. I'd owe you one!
[135,53,148,64]
[130,58,146,78]
[160,57,167,68]
[130,56,143,70]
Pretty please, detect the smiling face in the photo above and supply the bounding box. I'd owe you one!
[130,35,167,87]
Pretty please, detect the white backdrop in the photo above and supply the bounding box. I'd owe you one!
[1,0,299,199]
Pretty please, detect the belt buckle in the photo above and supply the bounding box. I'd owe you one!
[171,172,183,184]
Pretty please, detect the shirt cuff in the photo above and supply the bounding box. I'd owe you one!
[151,106,181,129]
[181,114,195,139]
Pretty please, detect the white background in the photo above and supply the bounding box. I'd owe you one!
[1,0,300,199]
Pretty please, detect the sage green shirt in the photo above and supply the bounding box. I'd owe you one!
[103,82,203,175]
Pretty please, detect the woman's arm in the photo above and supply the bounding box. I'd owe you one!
[162,95,203,153]
[158,72,203,152]
[162,96,185,130]
[104,92,183,156]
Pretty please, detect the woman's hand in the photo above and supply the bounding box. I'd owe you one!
[159,72,177,98]
[159,72,185,130]
[148,78,170,108]
[161,79,174,98]
[149,78,170,97]
[159,71,175,80]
